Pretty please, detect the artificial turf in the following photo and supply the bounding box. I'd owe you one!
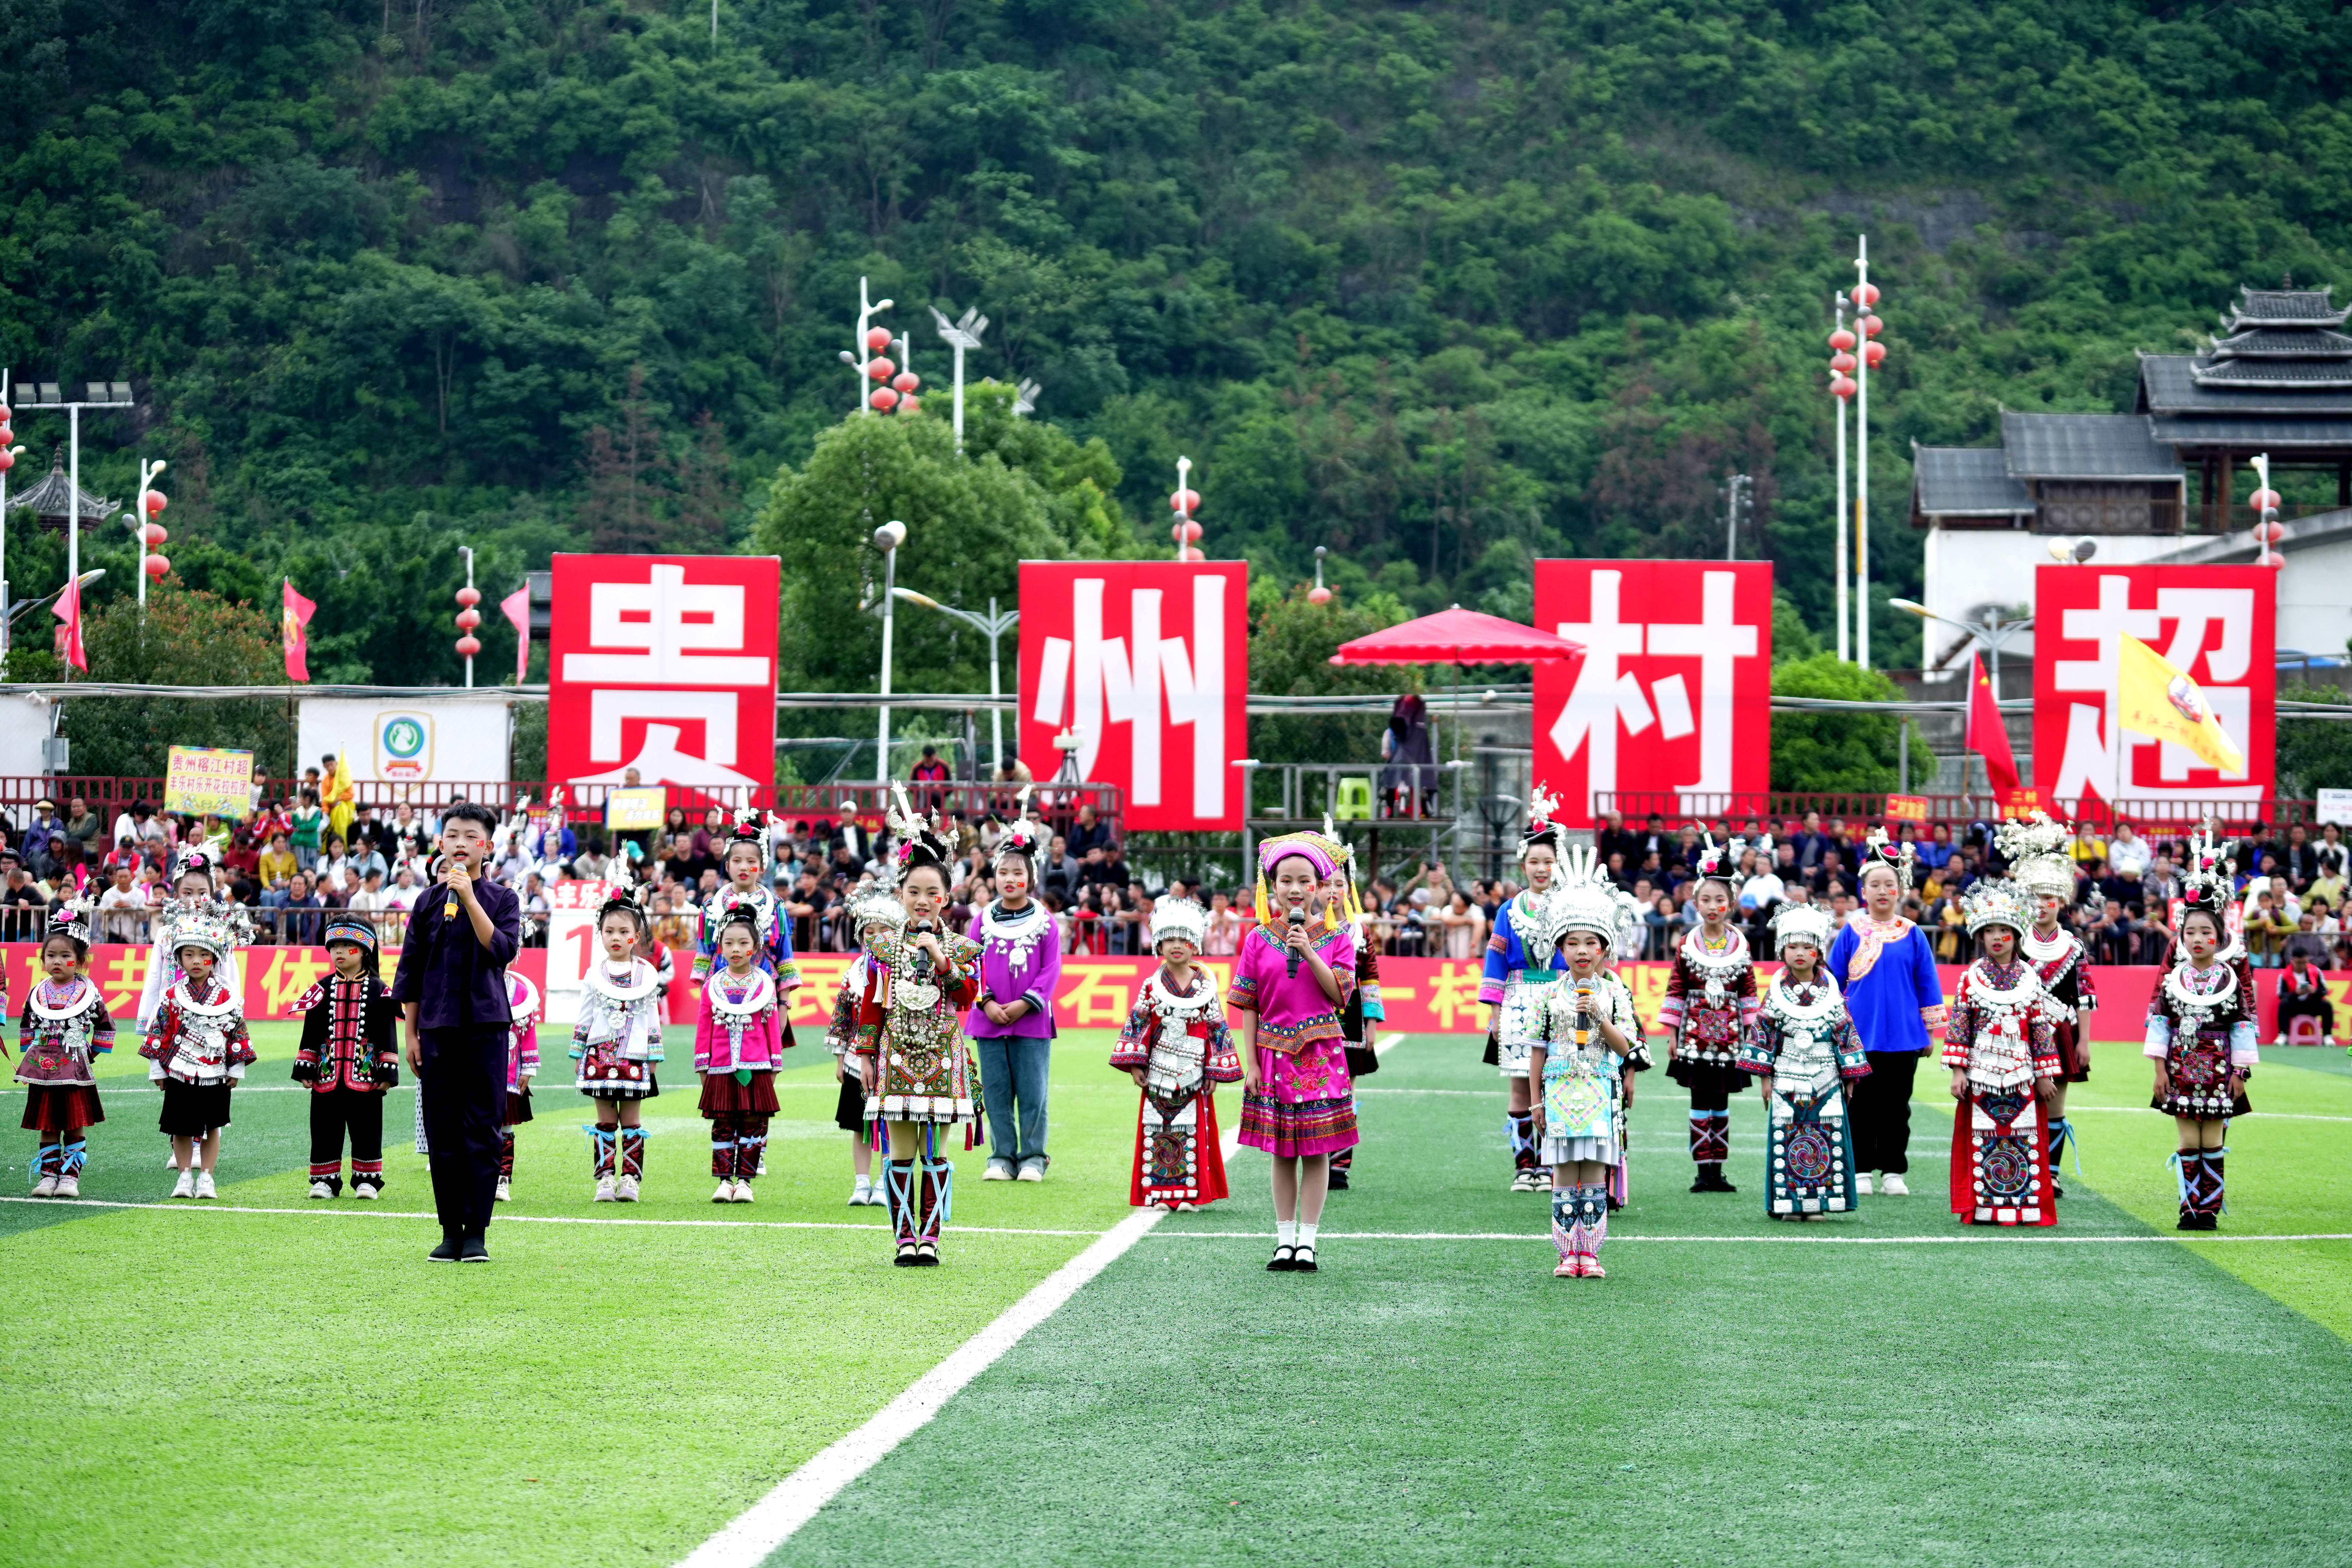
[7,1025,2350,1567]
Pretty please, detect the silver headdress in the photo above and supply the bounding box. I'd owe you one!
[886,785,954,886]
[1150,895,1209,951]
[1518,785,1565,864]
[992,786,1047,873]
[1769,901,1834,955]
[1961,875,2032,937]
[1555,842,1641,945]
[1693,831,1745,889]
[1995,811,2074,901]
[845,884,907,942]
[1861,826,1916,891]
[47,894,95,948]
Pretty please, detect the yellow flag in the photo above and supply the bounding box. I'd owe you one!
[2116,633,2246,776]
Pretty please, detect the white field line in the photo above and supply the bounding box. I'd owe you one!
[0,1195,1099,1237]
[1144,1229,2352,1244]
[675,1119,1245,1568]
[1374,1032,1405,1056]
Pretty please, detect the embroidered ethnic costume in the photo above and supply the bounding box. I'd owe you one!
[1661,837,1761,1194]
[141,972,255,1136]
[499,972,542,1196]
[1738,907,1870,1219]
[289,949,401,1198]
[695,958,793,1202]
[1942,880,2060,1226]
[691,810,805,993]
[15,964,114,1197]
[1228,913,1359,1158]
[2146,823,2259,1229]
[1480,786,1570,1190]
[573,956,665,1189]
[1112,954,1242,1210]
[1535,842,1648,1277]
[2001,811,2098,1174]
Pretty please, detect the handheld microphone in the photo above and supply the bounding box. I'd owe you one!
[1286,907,1306,979]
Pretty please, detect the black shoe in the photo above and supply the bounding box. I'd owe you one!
[2193,1212,2220,1231]
[2052,1179,2065,1199]
[459,1235,491,1262]
[913,1243,940,1266]
[427,1237,460,1262]
[1690,1174,1711,1193]
[1266,1245,1297,1272]
[1291,1245,1318,1273]
[893,1243,920,1267]
[2177,1209,2198,1231]
[1328,1168,1351,1191]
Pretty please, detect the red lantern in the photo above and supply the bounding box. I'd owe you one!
[870,387,900,411]
[2264,552,2286,570]
[1170,488,1202,513]
[2249,488,2282,514]
[1863,341,1887,369]
[1307,585,1332,605]
[456,634,483,657]
[1831,376,1857,399]
[1829,351,1856,374]
[145,490,167,515]
[866,327,892,352]
[899,395,921,415]
[1828,329,1856,352]
[1180,520,1203,543]
[1860,314,1883,338]
[456,585,482,607]
[0,451,15,473]
[891,371,919,393]
[1853,282,1880,308]
[0,404,11,424]
[0,426,11,446]
[2254,521,2285,545]
[142,523,167,547]
[455,607,482,630]
[867,356,895,382]
[144,554,170,578]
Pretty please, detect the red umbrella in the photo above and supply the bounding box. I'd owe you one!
[1330,605,1583,667]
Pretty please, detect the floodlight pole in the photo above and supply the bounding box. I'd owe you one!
[873,519,906,779]
[1834,294,1850,663]
[1855,235,1872,671]
[930,306,990,453]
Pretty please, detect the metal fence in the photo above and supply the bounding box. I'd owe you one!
[1592,790,2328,835]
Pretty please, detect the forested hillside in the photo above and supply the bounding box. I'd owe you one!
[3,0,2349,693]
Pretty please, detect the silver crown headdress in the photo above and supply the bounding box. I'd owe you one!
[1995,811,2075,900]
[1961,875,2032,937]
[1769,901,1834,955]
[1150,895,1209,950]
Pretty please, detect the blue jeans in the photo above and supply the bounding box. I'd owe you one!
[975,1035,1050,1166]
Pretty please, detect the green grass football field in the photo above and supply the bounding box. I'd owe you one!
[6,1024,2351,1567]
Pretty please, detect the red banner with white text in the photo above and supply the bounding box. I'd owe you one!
[1018,560,1248,830]
[2033,563,2274,814]
[1532,560,1774,828]
[547,552,780,796]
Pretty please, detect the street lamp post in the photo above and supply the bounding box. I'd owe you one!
[837,278,895,418]
[130,457,168,609]
[873,519,906,779]
[1889,596,2033,696]
[1012,378,1039,418]
[929,306,989,453]
[892,588,1017,776]
[16,379,135,630]
[0,368,19,658]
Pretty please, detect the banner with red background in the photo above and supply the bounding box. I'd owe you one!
[37,946,2337,1043]
[547,552,780,796]
[1533,560,1774,828]
[1018,560,1247,830]
[2032,564,2274,813]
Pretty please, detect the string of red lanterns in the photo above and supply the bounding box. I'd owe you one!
[1169,455,1202,559]
[866,327,923,414]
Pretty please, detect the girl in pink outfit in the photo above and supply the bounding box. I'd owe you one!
[1229,831,1358,1273]
[695,903,794,1203]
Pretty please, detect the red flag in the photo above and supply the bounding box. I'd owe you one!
[500,583,531,684]
[1966,650,2020,795]
[282,579,316,682]
[51,576,87,672]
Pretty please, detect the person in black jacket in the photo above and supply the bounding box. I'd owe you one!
[291,914,402,1199]
[393,802,520,1263]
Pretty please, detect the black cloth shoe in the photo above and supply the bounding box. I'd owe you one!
[2177,1208,2198,1231]
[1291,1245,1318,1273]
[1266,1245,1297,1272]
[894,1243,921,1267]
[428,1236,460,1262]
[459,1235,491,1262]
[1328,1168,1351,1191]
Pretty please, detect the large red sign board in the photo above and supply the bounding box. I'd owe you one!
[547,554,779,796]
[1018,560,1248,831]
[1532,560,1774,826]
[2032,565,2274,812]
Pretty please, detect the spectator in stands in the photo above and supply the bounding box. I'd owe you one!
[289,789,325,872]
[2245,887,2294,968]
[911,743,952,811]
[2276,943,2336,1047]
[21,799,60,878]
[98,863,147,943]
[2106,820,2150,880]
[2278,823,2320,890]
[272,872,325,946]
[62,797,101,859]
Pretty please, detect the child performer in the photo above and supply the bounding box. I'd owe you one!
[1529,846,1644,1278]
[1479,786,1570,1192]
[572,885,665,1202]
[15,901,112,1198]
[1829,830,1947,1197]
[2147,826,2258,1231]
[829,889,903,1207]
[1942,878,2060,1227]
[140,905,253,1200]
[694,808,806,994]
[1328,827,1382,1192]
[137,848,249,1171]
[1230,830,1358,1273]
[696,901,794,1203]
[289,915,401,1200]
[497,968,541,1202]
[1738,905,1870,1220]
[1660,834,1761,1194]
[1111,896,1241,1211]
[966,804,1061,1182]
[847,792,983,1265]
[1999,812,2097,1190]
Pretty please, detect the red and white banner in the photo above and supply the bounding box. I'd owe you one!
[2033,565,2274,812]
[1532,560,1774,826]
[1018,560,1247,830]
[547,553,779,795]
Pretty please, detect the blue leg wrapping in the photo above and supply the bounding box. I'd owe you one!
[61,1139,88,1177]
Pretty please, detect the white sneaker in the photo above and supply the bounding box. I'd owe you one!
[2274,1033,2288,1047]
[983,1162,1013,1181]
[615,1175,640,1202]
[1856,1172,1874,1196]
[54,1174,78,1199]
[756,1156,768,1176]
[171,1168,195,1199]
[714,1180,737,1204]
[194,1172,218,1200]
[731,1182,754,1204]
[594,1175,618,1202]
[1017,1163,1044,1183]
[494,1178,512,1203]
[353,1183,380,1200]
[32,1175,57,1198]
[859,1185,885,1207]
[308,1180,334,1200]
[849,1178,872,1207]
[1881,1173,1910,1197]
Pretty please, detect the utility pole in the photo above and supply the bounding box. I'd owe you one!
[929,306,989,453]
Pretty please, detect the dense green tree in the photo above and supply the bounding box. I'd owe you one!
[1770,653,1917,794]
[58,589,294,777]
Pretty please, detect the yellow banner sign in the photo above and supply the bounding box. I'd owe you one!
[604,786,667,832]
[163,746,254,820]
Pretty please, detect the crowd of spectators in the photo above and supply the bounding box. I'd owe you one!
[4,780,2347,983]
